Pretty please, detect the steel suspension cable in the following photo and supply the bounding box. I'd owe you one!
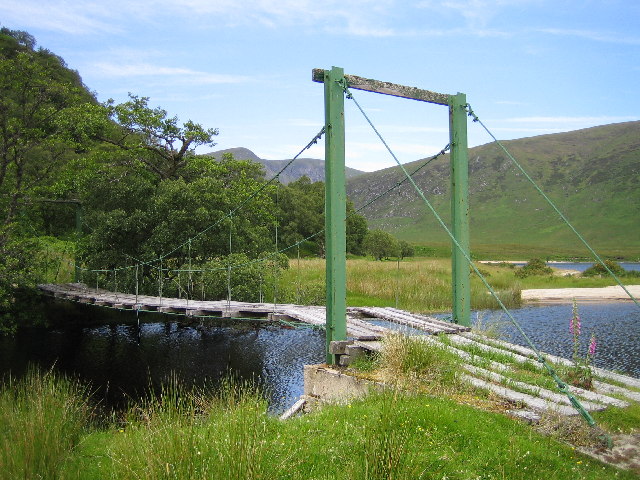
[465,104,640,311]
[345,86,597,426]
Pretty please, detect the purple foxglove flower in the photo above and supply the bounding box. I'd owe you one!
[589,334,597,357]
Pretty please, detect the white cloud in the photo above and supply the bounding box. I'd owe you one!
[89,62,249,85]
[0,0,118,35]
[417,0,538,29]
[1,0,399,37]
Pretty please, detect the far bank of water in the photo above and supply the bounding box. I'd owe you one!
[519,262,640,272]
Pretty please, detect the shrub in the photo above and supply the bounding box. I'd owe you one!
[514,258,553,278]
[582,259,626,277]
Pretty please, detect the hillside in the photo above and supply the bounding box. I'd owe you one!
[206,147,364,184]
[346,121,640,256]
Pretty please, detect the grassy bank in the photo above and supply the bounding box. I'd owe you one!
[278,257,638,313]
[2,369,636,480]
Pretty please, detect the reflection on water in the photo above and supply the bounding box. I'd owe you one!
[472,302,640,377]
[2,299,639,415]
[0,302,325,414]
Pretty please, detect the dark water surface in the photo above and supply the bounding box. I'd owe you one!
[0,301,325,414]
[2,300,639,414]
[513,262,640,272]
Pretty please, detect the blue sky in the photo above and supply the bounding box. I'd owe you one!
[1,0,638,172]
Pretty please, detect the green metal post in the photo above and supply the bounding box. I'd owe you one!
[449,93,471,326]
[74,202,83,283]
[323,66,347,364]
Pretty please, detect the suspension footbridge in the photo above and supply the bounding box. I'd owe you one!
[39,281,640,421]
[41,67,640,426]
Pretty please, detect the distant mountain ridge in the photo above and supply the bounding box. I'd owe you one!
[345,121,640,254]
[206,147,364,184]
[207,122,639,254]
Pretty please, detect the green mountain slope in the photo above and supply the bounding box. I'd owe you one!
[346,121,640,256]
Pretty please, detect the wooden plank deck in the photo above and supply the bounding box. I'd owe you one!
[39,282,640,419]
[38,283,467,340]
[354,332,640,418]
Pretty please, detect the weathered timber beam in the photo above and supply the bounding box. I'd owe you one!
[312,68,450,106]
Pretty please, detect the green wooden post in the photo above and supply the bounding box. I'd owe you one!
[323,66,348,364]
[449,93,471,326]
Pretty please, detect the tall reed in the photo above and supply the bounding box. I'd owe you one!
[103,376,296,479]
[0,367,91,479]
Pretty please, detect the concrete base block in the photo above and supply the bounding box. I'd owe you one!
[303,364,383,405]
[329,340,353,355]
[345,345,367,360]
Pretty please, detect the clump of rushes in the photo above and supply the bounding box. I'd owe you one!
[566,300,597,389]
[102,376,296,480]
[379,334,464,394]
[355,392,421,480]
[0,367,91,479]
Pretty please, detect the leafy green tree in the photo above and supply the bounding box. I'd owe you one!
[94,94,219,181]
[80,155,274,276]
[363,229,400,261]
[0,28,101,333]
[582,259,626,277]
[0,29,95,225]
[514,258,553,278]
[276,176,325,255]
[346,204,368,256]
[276,175,368,257]
[398,240,414,259]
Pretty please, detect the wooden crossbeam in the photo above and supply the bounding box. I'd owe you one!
[312,68,450,106]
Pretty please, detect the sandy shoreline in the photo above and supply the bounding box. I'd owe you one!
[522,285,640,303]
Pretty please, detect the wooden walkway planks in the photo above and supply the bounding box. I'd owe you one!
[354,330,640,417]
[39,282,640,419]
[38,283,461,340]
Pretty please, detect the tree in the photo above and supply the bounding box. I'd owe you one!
[363,229,400,261]
[0,30,95,225]
[276,175,369,257]
[276,176,325,255]
[514,258,553,278]
[398,240,414,259]
[79,154,275,280]
[95,94,219,181]
[346,204,368,256]
[582,259,626,277]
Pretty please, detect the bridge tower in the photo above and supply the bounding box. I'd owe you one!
[314,67,470,364]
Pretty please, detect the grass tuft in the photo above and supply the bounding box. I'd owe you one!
[379,334,464,395]
[0,366,91,479]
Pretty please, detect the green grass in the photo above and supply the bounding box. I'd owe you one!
[0,367,91,479]
[592,404,640,434]
[3,368,638,479]
[277,256,638,313]
[278,257,529,313]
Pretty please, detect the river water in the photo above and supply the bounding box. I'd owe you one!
[1,299,638,413]
[468,302,640,376]
[513,262,640,272]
